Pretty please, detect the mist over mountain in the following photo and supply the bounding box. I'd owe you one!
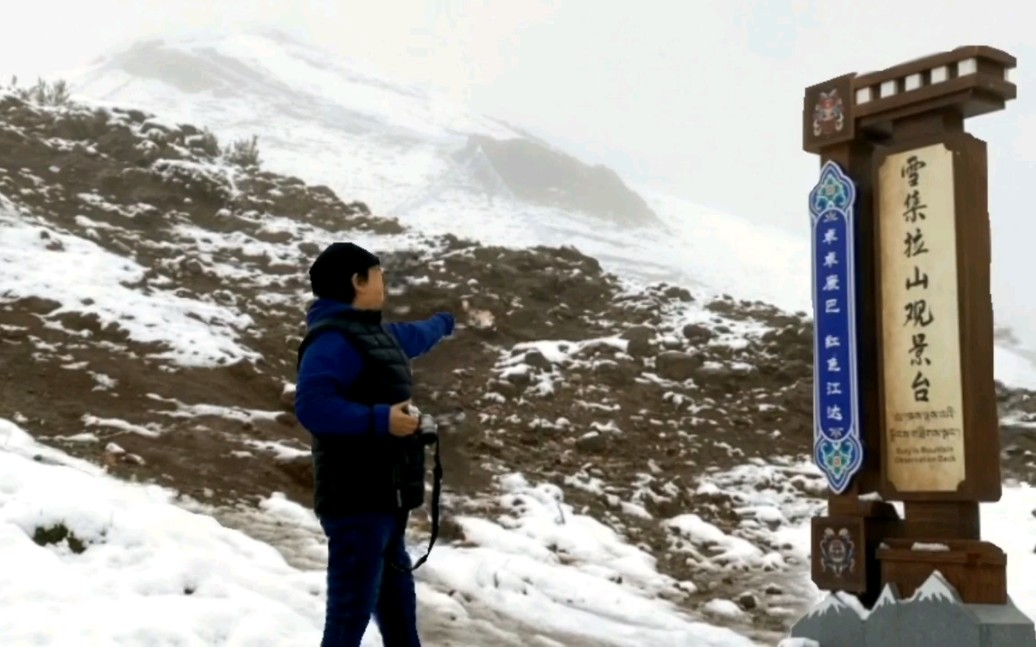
[70,32,654,224]
[63,29,827,314]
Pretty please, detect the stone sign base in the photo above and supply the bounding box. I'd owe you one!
[786,571,1036,647]
[878,538,1007,604]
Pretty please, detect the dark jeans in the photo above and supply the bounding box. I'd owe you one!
[319,512,420,647]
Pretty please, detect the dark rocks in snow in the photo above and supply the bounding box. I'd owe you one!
[738,593,759,610]
[625,337,654,358]
[152,159,233,205]
[682,323,715,345]
[661,285,693,302]
[181,258,205,275]
[621,325,655,357]
[277,456,314,491]
[575,433,609,453]
[254,229,294,244]
[275,412,298,428]
[53,109,112,141]
[660,337,684,351]
[621,324,654,343]
[503,370,532,387]
[10,296,61,315]
[776,359,812,382]
[524,350,552,370]
[655,351,705,381]
[341,200,370,215]
[705,299,738,315]
[593,359,636,387]
[279,386,296,410]
[490,380,519,398]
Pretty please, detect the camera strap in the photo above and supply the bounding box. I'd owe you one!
[387,432,443,573]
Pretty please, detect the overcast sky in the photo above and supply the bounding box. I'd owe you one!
[5,0,1036,336]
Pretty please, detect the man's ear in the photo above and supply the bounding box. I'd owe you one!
[351,272,365,290]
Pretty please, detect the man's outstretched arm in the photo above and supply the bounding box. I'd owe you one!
[386,312,455,359]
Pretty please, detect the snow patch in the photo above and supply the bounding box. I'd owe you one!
[0,418,327,646]
[81,414,161,439]
[911,542,950,552]
[243,440,310,460]
[429,472,757,646]
[702,598,745,620]
[0,204,257,367]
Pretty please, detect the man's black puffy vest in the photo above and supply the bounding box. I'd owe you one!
[296,308,427,517]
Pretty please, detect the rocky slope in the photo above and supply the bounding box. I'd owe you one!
[2,88,1034,640]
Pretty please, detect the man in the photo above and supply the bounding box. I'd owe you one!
[295,242,454,647]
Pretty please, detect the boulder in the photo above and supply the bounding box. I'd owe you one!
[682,323,715,344]
[655,351,704,381]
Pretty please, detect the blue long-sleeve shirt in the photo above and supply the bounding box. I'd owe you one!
[295,298,454,438]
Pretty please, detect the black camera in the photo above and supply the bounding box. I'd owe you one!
[405,404,439,446]
[416,414,438,446]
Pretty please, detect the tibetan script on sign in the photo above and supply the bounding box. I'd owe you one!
[878,144,966,493]
[809,161,862,494]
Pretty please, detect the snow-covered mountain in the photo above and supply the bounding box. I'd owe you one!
[63,29,810,313]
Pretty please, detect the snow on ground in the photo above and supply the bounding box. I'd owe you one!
[146,393,282,423]
[702,599,748,621]
[165,214,434,291]
[243,456,830,644]
[689,460,1036,629]
[81,414,162,439]
[241,439,310,460]
[0,418,758,647]
[983,482,1036,620]
[422,474,757,647]
[640,189,811,314]
[0,198,256,367]
[0,418,325,647]
[487,308,786,403]
[252,473,764,647]
[493,336,629,398]
[3,404,1033,646]
[686,461,828,627]
[664,458,828,577]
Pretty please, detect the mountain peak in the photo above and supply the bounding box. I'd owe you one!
[64,30,667,231]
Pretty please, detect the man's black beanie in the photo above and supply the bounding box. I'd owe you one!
[309,242,380,302]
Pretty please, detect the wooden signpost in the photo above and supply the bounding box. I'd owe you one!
[802,46,1016,607]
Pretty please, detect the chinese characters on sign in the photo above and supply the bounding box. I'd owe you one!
[901,155,934,403]
[809,161,863,494]
[878,144,966,492]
